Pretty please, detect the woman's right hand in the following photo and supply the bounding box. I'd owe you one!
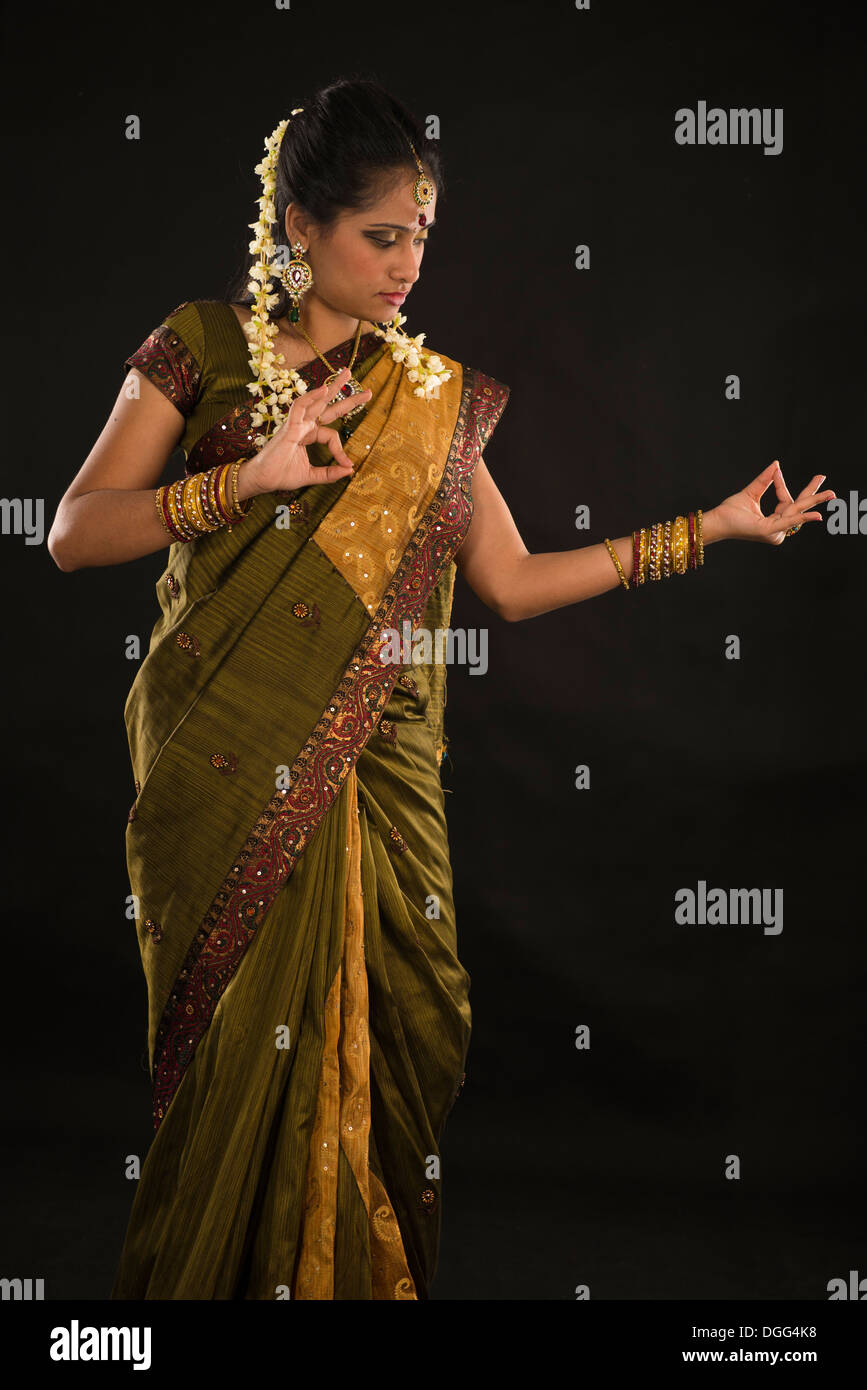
[238,367,372,498]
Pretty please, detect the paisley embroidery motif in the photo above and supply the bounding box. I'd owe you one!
[312,361,460,616]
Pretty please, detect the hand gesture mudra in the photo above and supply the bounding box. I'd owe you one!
[712,460,836,544]
[245,367,372,496]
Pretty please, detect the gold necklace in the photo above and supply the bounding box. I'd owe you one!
[293,317,368,422]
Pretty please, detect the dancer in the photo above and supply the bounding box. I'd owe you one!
[47,77,833,1299]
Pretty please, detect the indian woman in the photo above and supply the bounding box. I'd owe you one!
[47,77,834,1301]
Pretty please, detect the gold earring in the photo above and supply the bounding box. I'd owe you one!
[278,240,314,323]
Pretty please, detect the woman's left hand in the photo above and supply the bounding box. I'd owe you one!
[709,461,836,544]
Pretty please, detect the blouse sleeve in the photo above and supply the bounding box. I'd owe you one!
[122,300,205,417]
[468,367,510,461]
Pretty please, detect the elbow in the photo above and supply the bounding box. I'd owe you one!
[47,526,79,572]
[495,553,531,622]
[497,595,524,623]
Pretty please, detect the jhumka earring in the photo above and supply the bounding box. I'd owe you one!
[278,239,314,323]
[408,141,434,224]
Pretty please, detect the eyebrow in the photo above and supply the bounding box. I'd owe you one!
[366,220,436,231]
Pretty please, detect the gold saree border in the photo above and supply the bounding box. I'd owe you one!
[149,364,510,1130]
[292,765,417,1300]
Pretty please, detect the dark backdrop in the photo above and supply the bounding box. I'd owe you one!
[1,0,864,1301]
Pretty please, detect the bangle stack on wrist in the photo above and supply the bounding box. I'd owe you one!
[155,460,252,543]
[604,510,704,591]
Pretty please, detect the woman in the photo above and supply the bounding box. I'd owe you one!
[47,79,833,1301]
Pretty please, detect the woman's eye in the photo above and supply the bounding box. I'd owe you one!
[370,236,428,248]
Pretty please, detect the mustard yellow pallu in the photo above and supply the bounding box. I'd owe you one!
[110,299,509,1300]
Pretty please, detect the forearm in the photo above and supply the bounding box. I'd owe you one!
[500,507,724,622]
[48,461,262,571]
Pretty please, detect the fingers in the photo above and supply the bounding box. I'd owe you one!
[744,459,784,503]
[795,474,833,503]
[306,459,356,484]
[756,461,836,518]
[775,464,837,508]
[770,461,794,505]
[313,423,355,470]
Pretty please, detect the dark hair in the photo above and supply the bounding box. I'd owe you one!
[224,76,444,318]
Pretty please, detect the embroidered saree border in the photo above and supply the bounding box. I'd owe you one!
[150,364,507,1130]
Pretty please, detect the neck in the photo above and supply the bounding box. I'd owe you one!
[280,294,377,354]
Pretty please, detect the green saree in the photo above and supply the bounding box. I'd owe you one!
[111,298,509,1300]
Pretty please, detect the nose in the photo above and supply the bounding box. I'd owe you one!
[390,243,420,288]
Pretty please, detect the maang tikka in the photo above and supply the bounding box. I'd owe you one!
[409,140,434,223]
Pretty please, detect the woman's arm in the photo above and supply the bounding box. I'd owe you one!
[49,371,195,570]
[49,371,270,571]
[454,458,833,623]
[50,365,367,571]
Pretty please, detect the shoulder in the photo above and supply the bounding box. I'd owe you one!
[159,299,208,360]
[140,297,241,374]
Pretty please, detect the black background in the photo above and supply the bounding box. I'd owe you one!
[1,0,865,1301]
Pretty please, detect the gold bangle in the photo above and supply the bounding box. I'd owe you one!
[167,480,196,541]
[182,474,211,532]
[603,538,630,590]
[229,460,252,519]
[178,476,203,533]
[648,521,660,580]
[196,468,220,530]
[218,464,235,524]
[206,465,229,525]
[188,473,214,531]
[696,508,704,566]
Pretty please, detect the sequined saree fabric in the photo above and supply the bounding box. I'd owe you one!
[110,299,509,1300]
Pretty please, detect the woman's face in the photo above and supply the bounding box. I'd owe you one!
[285,170,438,324]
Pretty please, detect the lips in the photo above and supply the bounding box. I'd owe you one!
[379,292,407,302]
